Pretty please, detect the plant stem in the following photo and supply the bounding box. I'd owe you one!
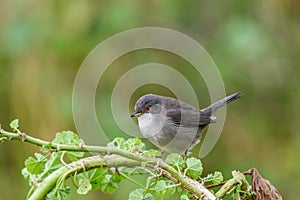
[28,155,140,200]
[215,171,250,199]
[0,128,215,200]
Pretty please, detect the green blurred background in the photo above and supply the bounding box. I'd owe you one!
[1,0,299,199]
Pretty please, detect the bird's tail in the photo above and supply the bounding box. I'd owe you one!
[201,92,242,115]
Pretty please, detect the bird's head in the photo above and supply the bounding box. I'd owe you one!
[130,94,162,118]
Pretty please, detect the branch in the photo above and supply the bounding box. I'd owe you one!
[0,128,148,163]
[0,128,215,200]
[215,171,250,199]
[28,155,140,200]
[159,160,216,199]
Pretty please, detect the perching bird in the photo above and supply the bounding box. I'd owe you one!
[131,92,241,154]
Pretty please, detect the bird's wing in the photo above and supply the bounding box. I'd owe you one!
[163,97,212,127]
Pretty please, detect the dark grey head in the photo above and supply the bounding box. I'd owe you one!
[130,94,162,117]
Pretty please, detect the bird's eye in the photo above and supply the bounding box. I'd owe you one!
[145,105,150,112]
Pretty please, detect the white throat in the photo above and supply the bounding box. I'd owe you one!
[138,113,166,138]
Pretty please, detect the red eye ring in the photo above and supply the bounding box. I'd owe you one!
[145,105,150,112]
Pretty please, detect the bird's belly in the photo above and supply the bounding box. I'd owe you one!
[156,126,201,154]
[138,113,202,154]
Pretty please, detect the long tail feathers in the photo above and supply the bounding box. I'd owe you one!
[201,92,242,115]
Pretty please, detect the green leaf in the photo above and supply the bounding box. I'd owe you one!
[44,152,62,173]
[107,137,126,149]
[9,119,19,131]
[129,189,153,200]
[52,131,85,159]
[143,149,161,157]
[89,168,109,190]
[100,174,119,194]
[21,168,32,186]
[121,167,147,176]
[66,151,83,161]
[129,189,143,200]
[52,131,84,145]
[46,185,70,200]
[203,171,223,184]
[76,168,109,190]
[126,138,146,152]
[77,178,92,195]
[212,171,223,184]
[112,172,123,183]
[154,180,167,193]
[145,176,153,189]
[41,142,53,151]
[144,192,154,200]
[180,194,189,200]
[24,153,47,174]
[185,157,203,179]
[153,180,176,197]
[107,137,147,152]
[165,154,184,171]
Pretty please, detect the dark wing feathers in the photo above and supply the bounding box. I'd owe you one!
[163,97,212,127]
[162,92,241,127]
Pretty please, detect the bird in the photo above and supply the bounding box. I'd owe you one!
[130,92,241,155]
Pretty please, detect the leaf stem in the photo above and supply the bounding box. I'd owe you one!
[119,171,146,189]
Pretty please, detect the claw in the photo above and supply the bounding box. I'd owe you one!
[183,150,190,172]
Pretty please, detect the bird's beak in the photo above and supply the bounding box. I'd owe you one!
[130,112,141,117]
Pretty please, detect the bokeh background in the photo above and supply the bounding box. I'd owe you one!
[1,0,299,199]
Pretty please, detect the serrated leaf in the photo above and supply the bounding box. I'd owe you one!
[77,168,109,190]
[143,149,161,157]
[107,137,147,152]
[52,131,84,159]
[185,157,203,179]
[153,180,176,197]
[122,167,147,176]
[129,189,144,200]
[90,168,109,181]
[107,137,126,149]
[52,131,84,145]
[180,194,189,200]
[100,174,118,194]
[126,138,146,152]
[77,178,92,195]
[66,151,84,161]
[9,119,19,131]
[46,185,70,200]
[42,152,63,178]
[203,171,223,185]
[212,171,223,184]
[129,189,154,200]
[112,173,123,183]
[144,193,154,200]
[154,180,167,193]
[165,154,184,171]
[45,152,61,170]
[145,176,153,189]
[25,153,47,174]
[21,168,32,185]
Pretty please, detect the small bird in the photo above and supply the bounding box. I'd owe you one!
[131,92,241,154]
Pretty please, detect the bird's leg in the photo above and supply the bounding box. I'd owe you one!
[182,150,189,172]
[160,149,165,155]
[184,150,188,163]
